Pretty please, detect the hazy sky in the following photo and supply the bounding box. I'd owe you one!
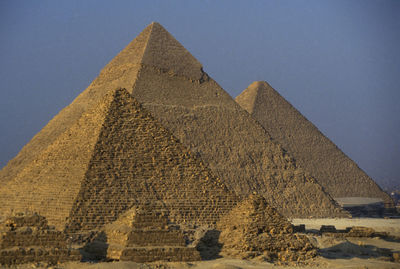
[0,1,399,189]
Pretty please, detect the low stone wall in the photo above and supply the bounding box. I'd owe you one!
[0,212,81,266]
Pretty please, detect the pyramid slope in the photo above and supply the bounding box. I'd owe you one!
[0,22,205,185]
[0,23,346,218]
[0,23,154,184]
[0,92,114,230]
[0,88,238,232]
[235,81,391,203]
[63,88,238,232]
[131,63,347,218]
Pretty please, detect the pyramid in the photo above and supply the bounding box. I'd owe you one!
[235,81,391,204]
[104,205,201,262]
[0,212,81,266]
[217,195,316,264]
[0,22,346,218]
[0,88,238,233]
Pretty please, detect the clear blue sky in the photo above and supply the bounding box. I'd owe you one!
[0,0,399,189]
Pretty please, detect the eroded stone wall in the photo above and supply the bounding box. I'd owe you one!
[0,213,80,266]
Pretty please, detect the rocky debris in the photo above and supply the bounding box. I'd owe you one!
[320,225,390,238]
[217,195,316,265]
[393,252,400,263]
[320,225,338,233]
[103,205,201,262]
[0,212,80,266]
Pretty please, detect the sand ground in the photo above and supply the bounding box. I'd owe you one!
[4,218,400,269]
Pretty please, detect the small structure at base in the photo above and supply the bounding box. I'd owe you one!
[104,205,201,262]
[0,212,81,266]
[217,195,316,264]
[335,197,385,217]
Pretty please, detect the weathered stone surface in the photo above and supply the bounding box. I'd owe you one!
[0,88,238,233]
[235,81,391,204]
[0,212,81,266]
[104,205,201,262]
[0,22,346,221]
[129,26,347,218]
[217,195,317,265]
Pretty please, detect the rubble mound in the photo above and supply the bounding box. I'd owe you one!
[217,195,316,264]
[0,212,80,266]
[104,204,201,262]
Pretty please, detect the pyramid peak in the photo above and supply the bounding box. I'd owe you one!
[247,81,274,93]
[139,22,204,80]
[235,81,275,114]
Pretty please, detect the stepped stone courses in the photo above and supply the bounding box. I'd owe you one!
[104,205,201,262]
[129,24,346,218]
[217,195,317,264]
[0,21,346,232]
[0,88,238,233]
[0,213,81,266]
[235,81,391,204]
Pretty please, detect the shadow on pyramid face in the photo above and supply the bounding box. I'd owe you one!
[195,230,222,260]
[80,231,109,262]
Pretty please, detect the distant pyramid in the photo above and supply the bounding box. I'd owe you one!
[236,81,391,204]
[0,22,346,218]
[0,88,238,232]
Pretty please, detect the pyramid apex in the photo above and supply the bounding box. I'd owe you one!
[248,81,272,91]
[149,21,162,26]
[235,81,274,114]
[140,22,204,80]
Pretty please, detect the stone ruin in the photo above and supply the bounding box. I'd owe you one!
[0,212,80,266]
[103,204,200,262]
[217,195,317,265]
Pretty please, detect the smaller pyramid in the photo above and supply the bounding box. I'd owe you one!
[104,205,201,262]
[236,81,391,204]
[0,212,81,266]
[217,195,316,264]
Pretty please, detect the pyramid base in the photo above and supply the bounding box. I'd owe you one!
[0,247,81,266]
[108,245,201,262]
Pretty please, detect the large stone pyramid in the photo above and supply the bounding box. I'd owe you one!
[235,81,391,204]
[0,22,346,218]
[0,88,238,232]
